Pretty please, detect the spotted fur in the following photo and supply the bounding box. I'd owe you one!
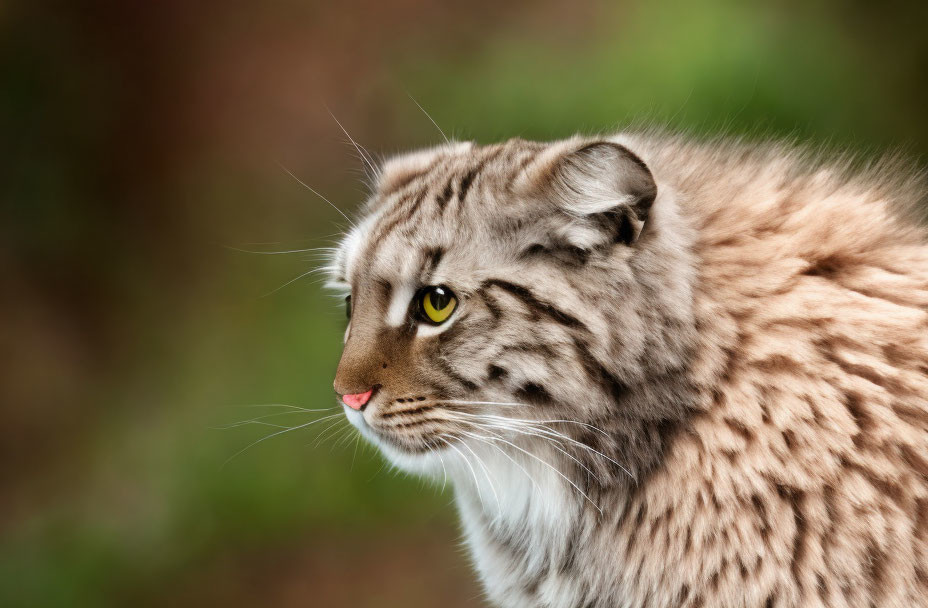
[328,132,928,607]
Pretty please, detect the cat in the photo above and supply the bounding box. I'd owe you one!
[326,131,928,607]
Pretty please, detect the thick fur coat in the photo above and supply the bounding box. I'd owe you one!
[328,132,928,607]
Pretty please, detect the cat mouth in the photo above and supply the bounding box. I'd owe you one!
[367,423,447,454]
[342,402,447,455]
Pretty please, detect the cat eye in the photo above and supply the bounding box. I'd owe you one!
[418,285,457,324]
[345,295,352,319]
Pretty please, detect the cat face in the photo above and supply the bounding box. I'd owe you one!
[327,136,682,479]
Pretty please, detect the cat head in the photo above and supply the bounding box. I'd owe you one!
[327,136,695,483]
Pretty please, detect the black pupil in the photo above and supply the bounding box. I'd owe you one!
[429,287,452,310]
[345,295,351,319]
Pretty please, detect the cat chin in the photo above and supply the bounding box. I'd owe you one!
[341,404,446,477]
[376,441,447,476]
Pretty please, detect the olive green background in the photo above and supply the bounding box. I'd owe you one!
[2,1,927,606]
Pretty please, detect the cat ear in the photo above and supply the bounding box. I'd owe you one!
[523,141,657,249]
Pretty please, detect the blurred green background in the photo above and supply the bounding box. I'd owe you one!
[2,1,927,606]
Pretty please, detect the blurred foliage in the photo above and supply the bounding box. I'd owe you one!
[1,0,927,606]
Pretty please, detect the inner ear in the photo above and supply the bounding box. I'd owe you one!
[539,141,657,249]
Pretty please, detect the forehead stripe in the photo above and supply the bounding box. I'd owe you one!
[357,144,505,275]
[447,146,504,217]
[379,168,430,198]
[435,178,454,213]
[355,183,430,281]
[458,147,503,203]
[421,247,445,283]
[358,153,457,270]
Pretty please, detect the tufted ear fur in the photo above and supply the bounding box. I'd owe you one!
[529,141,657,250]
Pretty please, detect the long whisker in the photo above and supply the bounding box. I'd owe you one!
[276,161,357,228]
[225,245,338,256]
[215,408,337,430]
[532,419,613,440]
[440,434,486,511]
[368,456,391,483]
[444,400,525,408]
[234,404,337,412]
[261,265,333,298]
[466,430,602,515]
[325,108,379,182]
[406,92,450,143]
[437,451,449,492]
[464,419,602,484]
[311,417,348,448]
[455,412,634,481]
[517,423,633,480]
[222,413,343,468]
[330,425,358,451]
[329,422,355,450]
[457,436,502,514]
[447,404,613,438]
[350,429,362,471]
[458,429,541,496]
[213,419,308,431]
[453,409,614,446]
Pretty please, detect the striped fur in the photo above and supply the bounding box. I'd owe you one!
[328,132,928,607]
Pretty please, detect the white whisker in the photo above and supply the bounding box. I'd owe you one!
[325,108,379,182]
[458,429,541,496]
[445,400,525,407]
[463,419,602,484]
[450,411,632,478]
[261,265,333,298]
[275,161,357,228]
[311,417,348,448]
[215,408,336,429]
[222,413,343,468]
[233,404,336,412]
[213,419,307,431]
[367,457,390,483]
[476,433,603,515]
[447,404,613,438]
[458,436,502,514]
[441,434,486,511]
[331,426,358,451]
[225,245,338,256]
[437,451,449,492]
[349,430,362,471]
[406,92,450,143]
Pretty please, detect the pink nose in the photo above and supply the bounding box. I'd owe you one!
[342,389,373,410]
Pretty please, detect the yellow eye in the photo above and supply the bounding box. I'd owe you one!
[420,285,457,324]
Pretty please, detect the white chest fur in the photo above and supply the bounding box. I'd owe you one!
[446,441,587,608]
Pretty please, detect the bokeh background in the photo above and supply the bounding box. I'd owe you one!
[3,1,928,606]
